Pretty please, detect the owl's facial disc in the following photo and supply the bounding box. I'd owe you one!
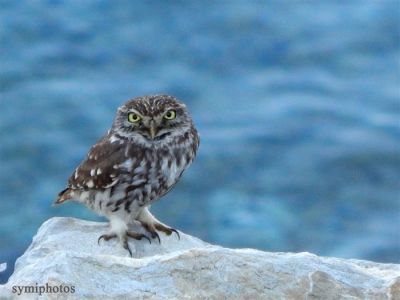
[113,95,192,142]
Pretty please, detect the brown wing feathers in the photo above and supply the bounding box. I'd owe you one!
[54,135,128,205]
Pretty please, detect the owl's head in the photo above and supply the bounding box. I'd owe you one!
[112,95,193,142]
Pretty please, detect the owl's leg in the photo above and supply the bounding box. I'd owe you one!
[136,207,180,243]
[98,216,150,257]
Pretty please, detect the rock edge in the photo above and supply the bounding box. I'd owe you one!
[1,217,399,299]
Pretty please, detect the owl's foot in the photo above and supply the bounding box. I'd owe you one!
[154,223,180,240]
[98,231,151,257]
[141,222,180,243]
[137,208,180,243]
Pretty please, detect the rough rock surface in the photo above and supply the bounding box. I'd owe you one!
[1,217,399,299]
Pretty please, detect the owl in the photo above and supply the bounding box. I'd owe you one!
[54,95,200,256]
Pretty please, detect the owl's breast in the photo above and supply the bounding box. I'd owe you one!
[118,136,197,207]
[160,146,195,189]
[160,158,185,188]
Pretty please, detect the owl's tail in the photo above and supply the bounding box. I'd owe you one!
[53,188,73,206]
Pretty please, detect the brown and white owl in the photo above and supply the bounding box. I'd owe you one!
[54,95,200,256]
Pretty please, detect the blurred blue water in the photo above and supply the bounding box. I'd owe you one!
[1,0,399,282]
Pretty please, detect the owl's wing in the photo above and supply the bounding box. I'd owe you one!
[67,136,131,190]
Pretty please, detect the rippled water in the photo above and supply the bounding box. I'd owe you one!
[1,1,399,282]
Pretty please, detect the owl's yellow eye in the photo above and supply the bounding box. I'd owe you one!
[128,113,141,123]
[164,110,176,120]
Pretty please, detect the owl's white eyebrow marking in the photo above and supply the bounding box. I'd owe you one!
[90,169,95,176]
[127,109,143,117]
[97,169,102,175]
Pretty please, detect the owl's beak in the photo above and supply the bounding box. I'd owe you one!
[149,121,157,140]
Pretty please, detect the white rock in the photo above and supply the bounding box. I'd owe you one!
[0,263,6,273]
[0,217,399,299]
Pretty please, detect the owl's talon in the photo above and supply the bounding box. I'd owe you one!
[170,228,180,240]
[154,223,180,240]
[122,238,133,257]
[98,233,117,245]
[152,232,161,244]
[140,222,161,244]
[126,231,151,244]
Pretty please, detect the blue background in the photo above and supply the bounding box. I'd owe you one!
[1,0,399,282]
